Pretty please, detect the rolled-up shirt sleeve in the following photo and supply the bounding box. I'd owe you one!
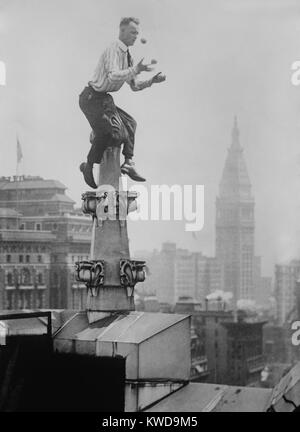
[128,78,152,92]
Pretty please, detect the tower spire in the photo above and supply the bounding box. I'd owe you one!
[216,119,255,304]
[231,115,241,149]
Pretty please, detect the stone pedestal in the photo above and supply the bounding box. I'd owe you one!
[76,145,145,324]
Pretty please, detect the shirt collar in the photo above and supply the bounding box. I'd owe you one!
[117,39,128,53]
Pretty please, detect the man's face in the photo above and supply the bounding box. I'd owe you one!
[121,22,139,46]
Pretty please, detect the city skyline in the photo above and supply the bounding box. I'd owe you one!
[1,0,300,278]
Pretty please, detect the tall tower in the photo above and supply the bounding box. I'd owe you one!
[215,117,255,303]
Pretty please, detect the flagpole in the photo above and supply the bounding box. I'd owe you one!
[16,134,22,227]
[16,138,19,226]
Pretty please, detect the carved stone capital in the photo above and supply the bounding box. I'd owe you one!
[75,260,105,297]
[81,191,97,218]
[120,259,146,297]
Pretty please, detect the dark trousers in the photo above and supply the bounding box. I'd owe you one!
[79,86,136,164]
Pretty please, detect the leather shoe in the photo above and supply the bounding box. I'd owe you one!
[121,161,146,182]
[79,162,97,189]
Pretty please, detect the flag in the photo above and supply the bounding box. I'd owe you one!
[17,135,23,163]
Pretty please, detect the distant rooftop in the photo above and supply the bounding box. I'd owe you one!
[0,176,66,191]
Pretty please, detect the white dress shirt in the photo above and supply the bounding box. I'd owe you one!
[89,39,152,93]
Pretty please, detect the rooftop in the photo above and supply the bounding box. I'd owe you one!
[0,177,66,191]
[55,311,189,344]
[146,382,272,412]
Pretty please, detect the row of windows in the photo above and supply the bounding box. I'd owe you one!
[5,290,46,310]
[0,224,15,230]
[19,223,43,231]
[71,255,89,262]
[52,255,90,264]
[6,254,43,263]
[0,245,47,253]
[69,225,91,232]
[6,269,45,285]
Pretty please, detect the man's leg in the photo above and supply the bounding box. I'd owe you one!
[79,87,109,188]
[116,106,146,182]
[116,107,136,160]
[87,131,107,164]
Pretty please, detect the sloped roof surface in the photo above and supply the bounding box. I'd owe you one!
[146,382,272,412]
[54,311,189,344]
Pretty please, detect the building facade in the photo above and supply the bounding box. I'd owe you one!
[274,260,300,325]
[191,305,265,386]
[138,242,221,307]
[0,176,91,310]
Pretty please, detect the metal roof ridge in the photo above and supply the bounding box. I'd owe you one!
[52,311,81,338]
[95,314,125,342]
[201,385,229,412]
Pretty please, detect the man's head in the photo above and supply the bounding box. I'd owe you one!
[119,17,140,47]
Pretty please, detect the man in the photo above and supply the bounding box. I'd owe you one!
[79,17,166,189]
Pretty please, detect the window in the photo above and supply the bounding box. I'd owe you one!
[7,273,13,286]
[6,254,11,263]
[19,255,23,263]
[36,223,41,231]
[53,273,58,285]
[37,291,45,308]
[20,223,25,230]
[38,255,42,263]
[38,273,44,285]
[21,268,31,285]
[26,255,30,263]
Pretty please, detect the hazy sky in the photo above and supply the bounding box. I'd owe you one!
[1,0,300,277]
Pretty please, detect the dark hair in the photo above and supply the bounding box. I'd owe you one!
[120,17,140,28]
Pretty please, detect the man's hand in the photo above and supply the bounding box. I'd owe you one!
[136,58,154,74]
[150,72,166,84]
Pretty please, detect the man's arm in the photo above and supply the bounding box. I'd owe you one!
[128,72,166,92]
[129,78,153,92]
